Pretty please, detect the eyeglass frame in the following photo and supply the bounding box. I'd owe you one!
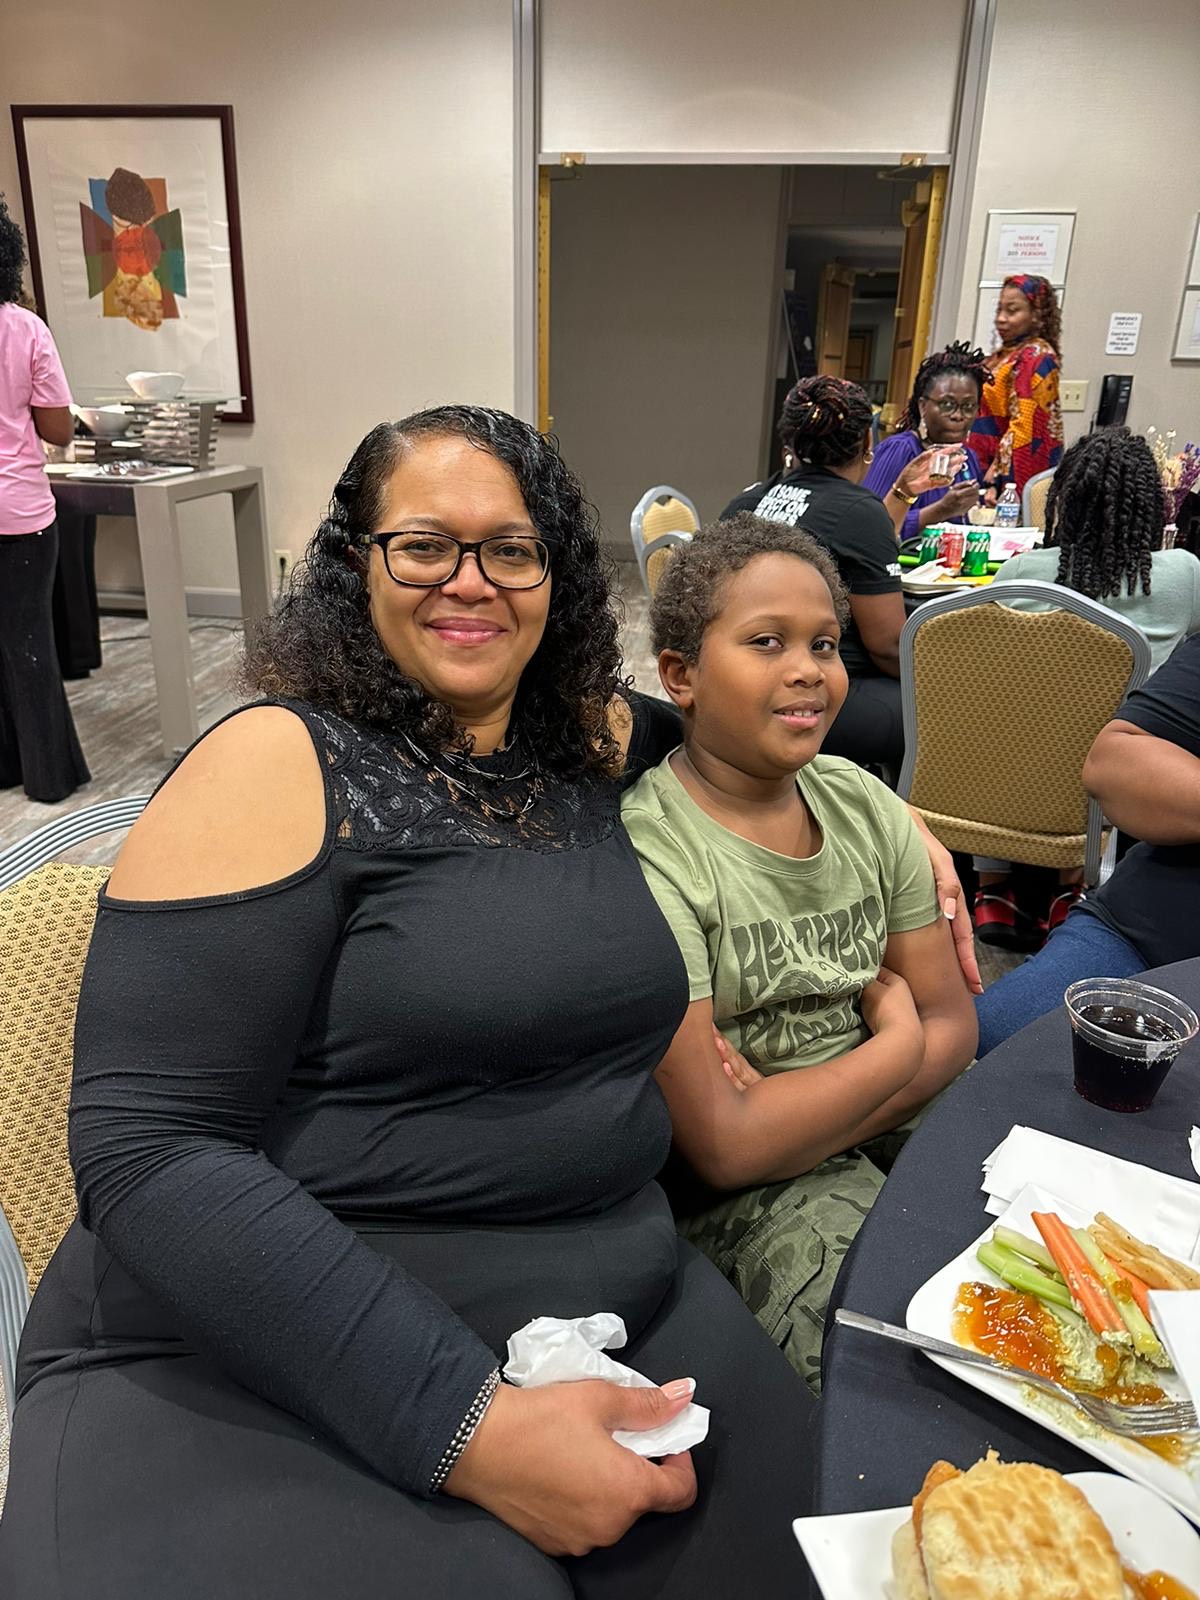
[924,395,979,418]
[357,529,558,591]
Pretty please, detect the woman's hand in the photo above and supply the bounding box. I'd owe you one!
[860,967,922,1039]
[906,806,984,995]
[712,1024,763,1092]
[895,446,967,498]
[444,1378,698,1557]
[931,480,982,521]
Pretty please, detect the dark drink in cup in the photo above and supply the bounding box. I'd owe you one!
[1065,979,1198,1112]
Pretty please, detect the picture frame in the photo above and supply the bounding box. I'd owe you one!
[1188,214,1200,288]
[980,209,1075,288]
[11,104,254,421]
[1173,288,1200,363]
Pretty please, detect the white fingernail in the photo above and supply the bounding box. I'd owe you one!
[943,897,957,919]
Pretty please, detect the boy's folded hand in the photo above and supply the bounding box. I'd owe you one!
[861,968,921,1040]
[712,1025,763,1092]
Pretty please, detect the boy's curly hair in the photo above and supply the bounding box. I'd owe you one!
[650,512,849,663]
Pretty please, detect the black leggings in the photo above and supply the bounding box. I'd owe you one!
[0,524,89,802]
[1,1192,816,1599]
[820,673,904,772]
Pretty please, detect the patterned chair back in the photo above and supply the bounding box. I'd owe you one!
[898,583,1151,883]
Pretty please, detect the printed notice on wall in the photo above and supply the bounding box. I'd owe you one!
[1105,312,1142,356]
[997,223,1060,273]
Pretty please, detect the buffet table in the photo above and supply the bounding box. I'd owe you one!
[49,465,272,757]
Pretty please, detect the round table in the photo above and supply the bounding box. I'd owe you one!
[814,956,1200,1515]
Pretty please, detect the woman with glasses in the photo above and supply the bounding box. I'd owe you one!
[862,342,990,543]
[0,407,816,1599]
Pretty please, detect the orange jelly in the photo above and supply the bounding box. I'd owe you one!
[1123,1568,1199,1600]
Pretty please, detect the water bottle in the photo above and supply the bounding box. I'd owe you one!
[996,483,1020,531]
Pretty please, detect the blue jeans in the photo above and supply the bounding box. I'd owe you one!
[974,908,1145,1058]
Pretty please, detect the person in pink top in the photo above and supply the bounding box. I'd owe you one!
[0,196,89,802]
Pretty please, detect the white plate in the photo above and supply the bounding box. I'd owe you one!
[906,1183,1200,1524]
[794,1470,1200,1598]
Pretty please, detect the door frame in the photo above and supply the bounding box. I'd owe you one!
[512,0,997,427]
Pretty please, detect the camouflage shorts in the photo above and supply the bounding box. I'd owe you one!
[677,1131,910,1395]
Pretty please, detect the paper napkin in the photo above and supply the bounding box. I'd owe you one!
[503,1313,710,1458]
[981,1125,1200,1264]
[1149,1291,1200,1408]
[1190,1126,1200,1180]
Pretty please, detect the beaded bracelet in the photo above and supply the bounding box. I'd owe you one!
[429,1368,502,1494]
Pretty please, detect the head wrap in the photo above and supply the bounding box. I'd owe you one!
[1003,273,1051,307]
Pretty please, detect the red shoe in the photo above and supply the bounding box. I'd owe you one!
[974,884,1042,952]
[1043,884,1084,939]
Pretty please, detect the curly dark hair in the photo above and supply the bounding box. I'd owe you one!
[1043,427,1164,600]
[1002,274,1063,360]
[0,195,28,305]
[650,512,849,663]
[241,406,627,774]
[777,375,874,470]
[896,340,990,434]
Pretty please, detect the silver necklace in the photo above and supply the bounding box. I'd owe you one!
[400,733,542,818]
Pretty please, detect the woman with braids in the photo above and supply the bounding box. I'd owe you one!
[0,405,819,1599]
[968,273,1064,494]
[862,341,989,542]
[0,195,89,801]
[721,374,911,771]
[973,427,1200,951]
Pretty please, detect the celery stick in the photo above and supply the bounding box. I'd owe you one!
[1072,1227,1170,1369]
[992,1226,1063,1280]
[976,1240,1075,1312]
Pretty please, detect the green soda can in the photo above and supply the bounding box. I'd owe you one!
[962,527,991,577]
[918,526,942,565]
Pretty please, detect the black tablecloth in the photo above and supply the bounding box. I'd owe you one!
[815,956,1200,1515]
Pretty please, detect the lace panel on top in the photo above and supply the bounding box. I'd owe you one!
[294,703,619,853]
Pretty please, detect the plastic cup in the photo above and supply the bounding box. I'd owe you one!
[929,448,954,486]
[1065,978,1198,1113]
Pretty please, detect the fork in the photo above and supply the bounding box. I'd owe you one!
[833,1308,1198,1438]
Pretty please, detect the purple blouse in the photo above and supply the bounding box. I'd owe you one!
[862,430,984,543]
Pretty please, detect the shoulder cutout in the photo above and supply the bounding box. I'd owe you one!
[105,705,328,903]
[607,694,634,758]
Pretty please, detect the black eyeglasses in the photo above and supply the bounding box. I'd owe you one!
[927,397,978,418]
[360,531,555,591]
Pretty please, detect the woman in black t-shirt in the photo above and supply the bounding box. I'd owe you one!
[721,375,908,771]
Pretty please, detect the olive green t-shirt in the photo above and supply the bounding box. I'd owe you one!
[621,753,939,1075]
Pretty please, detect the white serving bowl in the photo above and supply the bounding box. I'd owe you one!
[72,405,133,438]
[125,370,186,401]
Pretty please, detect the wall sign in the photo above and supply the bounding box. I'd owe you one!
[980,210,1074,288]
[1105,312,1142,356]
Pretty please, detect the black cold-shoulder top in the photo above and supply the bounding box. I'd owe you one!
[67,692,686,1497]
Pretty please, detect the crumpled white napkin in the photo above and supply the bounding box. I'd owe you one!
[1149,1290,1200,1408]
[980,1125,1200,1264]
[1190,1126,1200,1180]
[503,1313,710,1458]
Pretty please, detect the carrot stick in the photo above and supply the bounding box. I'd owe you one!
[1032,1212,1126,1339]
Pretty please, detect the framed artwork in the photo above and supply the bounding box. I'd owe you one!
[1174,289,1200,363]
[980,210,1075,288]
[973,283,1066,355]
[11,105,254,421]
[1188,214,1200,287]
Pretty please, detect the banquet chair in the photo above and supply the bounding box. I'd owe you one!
[0,794,148,1432]
[1021,468,1055,531]
[897,582,1150,887]
[630,485,699,595]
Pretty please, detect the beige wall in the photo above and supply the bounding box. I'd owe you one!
[541,0,967,157]
[0,0,515,595]
[549,165,783,545]
[958,0,1200,448]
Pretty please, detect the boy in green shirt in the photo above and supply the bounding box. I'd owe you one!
[622,513,977,1391]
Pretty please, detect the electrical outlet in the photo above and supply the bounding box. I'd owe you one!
[1060,379,1089,413]
[274,548,293,588]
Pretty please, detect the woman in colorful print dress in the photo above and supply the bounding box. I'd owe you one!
[968,274,1063,496]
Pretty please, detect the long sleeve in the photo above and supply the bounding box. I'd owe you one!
[997,343,1062,488]
[69,867,498,1497]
